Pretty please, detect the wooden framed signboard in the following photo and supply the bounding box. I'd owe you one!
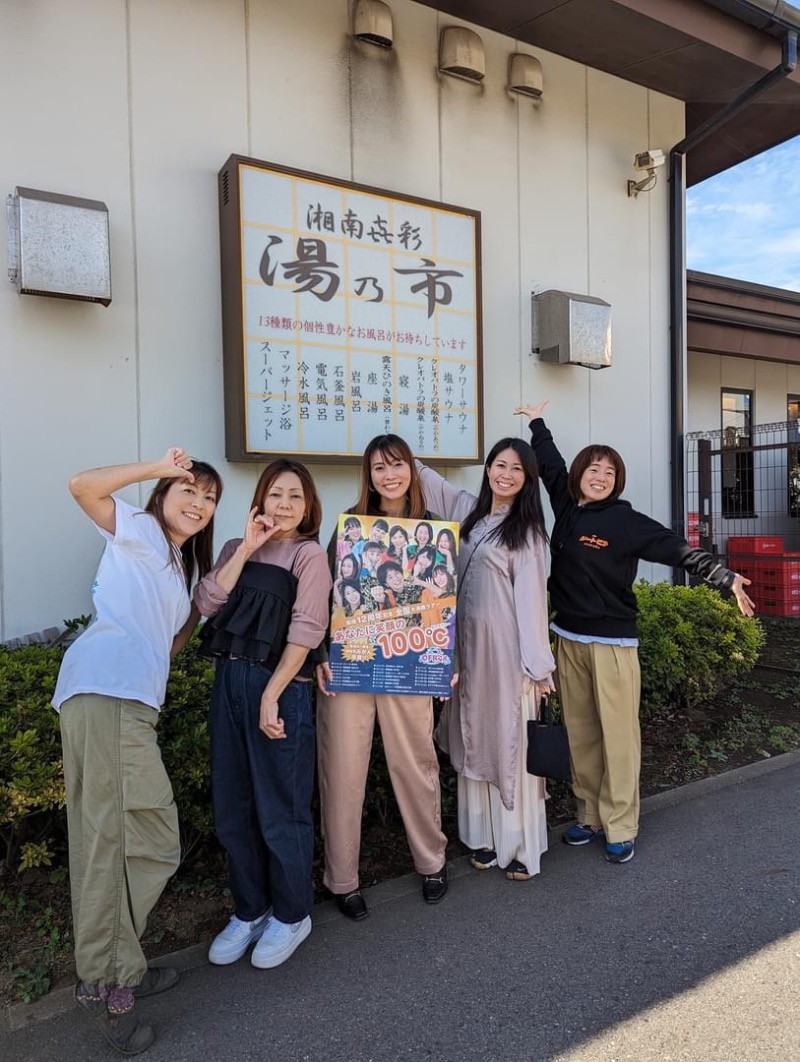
[218,155,483,463]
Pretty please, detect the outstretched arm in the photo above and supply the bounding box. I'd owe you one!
[632,512,755,617]
[69,448,195,535]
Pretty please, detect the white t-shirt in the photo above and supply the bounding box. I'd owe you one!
[53,498,190,712]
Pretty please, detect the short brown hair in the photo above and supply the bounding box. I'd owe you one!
[567,445,626,503]
[251,459,322,540]
[354,434,426,519]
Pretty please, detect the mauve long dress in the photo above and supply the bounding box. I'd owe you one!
[417,463,555,872]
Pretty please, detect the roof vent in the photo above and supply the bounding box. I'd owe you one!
[353,0,393,49]
[508,53,543,100]
[439,27,485,83]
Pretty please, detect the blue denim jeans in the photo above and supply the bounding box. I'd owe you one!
[209,658,315,924]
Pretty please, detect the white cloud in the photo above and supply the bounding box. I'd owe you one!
[687,135,800,289]
[762,229,800,255]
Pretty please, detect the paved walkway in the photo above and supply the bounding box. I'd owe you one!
[3,754,799,1062]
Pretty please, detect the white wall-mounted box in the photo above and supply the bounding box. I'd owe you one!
[532,289,612,369]
[7,187,111,306]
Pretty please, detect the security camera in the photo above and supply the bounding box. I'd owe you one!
[634,149,666,171]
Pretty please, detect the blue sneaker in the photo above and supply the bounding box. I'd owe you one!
[563,823,605,846]
[605,840,635,863]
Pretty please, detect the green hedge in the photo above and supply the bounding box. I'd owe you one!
[634,580,764,715]
[0,583,763,873]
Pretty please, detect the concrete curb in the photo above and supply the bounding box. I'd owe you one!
[4,747,800,1034]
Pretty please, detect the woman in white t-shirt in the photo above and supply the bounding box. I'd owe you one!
[53,448,222,1057]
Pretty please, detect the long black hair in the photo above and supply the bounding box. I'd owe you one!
[461,438,547,552]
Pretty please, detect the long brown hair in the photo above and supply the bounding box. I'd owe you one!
[145,460,223,587]
[567,445,626,502]
[354,434,427,519]
[251,459,322,540]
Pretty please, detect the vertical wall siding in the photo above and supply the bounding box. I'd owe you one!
[0,0,682,638]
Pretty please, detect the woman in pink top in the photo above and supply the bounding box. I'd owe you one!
[194,460,331,972]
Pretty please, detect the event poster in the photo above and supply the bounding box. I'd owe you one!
[327,513,459,697]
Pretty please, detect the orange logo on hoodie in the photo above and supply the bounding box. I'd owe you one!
[579,534,609,550]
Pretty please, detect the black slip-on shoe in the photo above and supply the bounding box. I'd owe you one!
[336,890,369,921]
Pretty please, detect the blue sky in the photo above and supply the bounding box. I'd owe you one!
[686,134,800,292]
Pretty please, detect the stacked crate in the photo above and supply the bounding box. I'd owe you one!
[727,536,800,617]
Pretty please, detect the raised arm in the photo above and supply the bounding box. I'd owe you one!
[414,460,476,523]
[68,448,195,534]
[193,509,282,617]
[514,402,570,512]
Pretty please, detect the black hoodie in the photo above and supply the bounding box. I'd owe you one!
[529,419,735,639]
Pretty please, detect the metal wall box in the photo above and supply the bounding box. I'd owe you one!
[532,289,611,369]
[7,187,111,305]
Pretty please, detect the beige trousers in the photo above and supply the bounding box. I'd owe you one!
[555,638,641,843]
[60,694,180,987]
[316,691,447,893]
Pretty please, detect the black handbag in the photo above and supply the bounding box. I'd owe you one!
[526,697,572,782]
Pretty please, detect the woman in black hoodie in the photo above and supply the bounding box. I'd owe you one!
[516,400,754,864]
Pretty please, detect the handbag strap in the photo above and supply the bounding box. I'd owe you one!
[537,695,553,724]
[457,524,495,593]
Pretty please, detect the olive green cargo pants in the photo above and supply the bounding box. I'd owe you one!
[60,694,180,987]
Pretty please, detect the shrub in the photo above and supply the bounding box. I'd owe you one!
[159,639,217,858]
[0,644,66,873]
[0,633,220,875]
[0,587,763,874]
[634,580,764,716]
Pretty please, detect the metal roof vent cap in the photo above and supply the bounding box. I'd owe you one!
[439,27,485,83]
[508,53,543,100]
[353,0,393,49]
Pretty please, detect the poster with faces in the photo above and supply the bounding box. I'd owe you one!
[328,513,459,696]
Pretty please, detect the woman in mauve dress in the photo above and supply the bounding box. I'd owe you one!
[417,438,555,881]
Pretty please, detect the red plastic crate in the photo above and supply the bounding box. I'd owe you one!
[755,600,800,617]
[727,535,784,556]
[731,558,777,581]
[756,561,800,586]
[753,583,800,603]
[687,511,700,548]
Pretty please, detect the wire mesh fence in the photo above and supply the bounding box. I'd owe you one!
[687,420,800,616]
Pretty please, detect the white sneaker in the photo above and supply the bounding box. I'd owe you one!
[251,915,311,969]
[208,913,270,965]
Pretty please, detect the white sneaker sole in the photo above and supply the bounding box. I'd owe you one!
[208,920,269,966]
[251,917,312,969]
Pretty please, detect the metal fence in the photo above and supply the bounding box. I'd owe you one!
[687,420,800,616]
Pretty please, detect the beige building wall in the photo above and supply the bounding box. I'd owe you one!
[0,0,682,640]
[688,352,800,432]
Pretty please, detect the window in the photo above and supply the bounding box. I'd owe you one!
[721,389,754,518]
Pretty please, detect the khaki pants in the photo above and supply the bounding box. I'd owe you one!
[60,694,180,987]
[316,692,447,893]
[555,638,641,843]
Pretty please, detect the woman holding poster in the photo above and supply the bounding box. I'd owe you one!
[418,440,555,881]
[316,434,449,921]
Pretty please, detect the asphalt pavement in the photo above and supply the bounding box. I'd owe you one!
[3,753,799,1062]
